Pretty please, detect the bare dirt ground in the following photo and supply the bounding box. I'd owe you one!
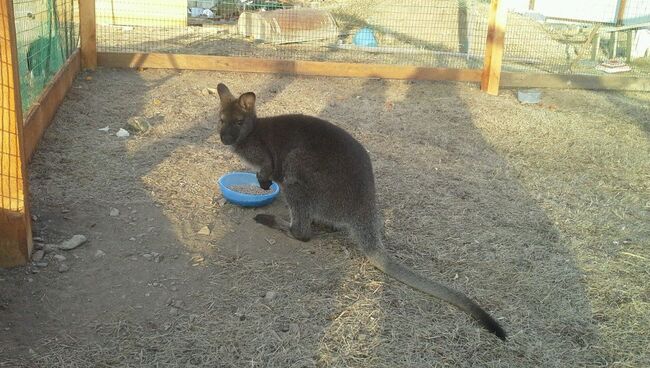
[1,68,648,367]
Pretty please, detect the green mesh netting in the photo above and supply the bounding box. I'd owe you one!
[15,0,77,114]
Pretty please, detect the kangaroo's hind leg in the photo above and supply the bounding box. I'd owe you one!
[254,181,314,242]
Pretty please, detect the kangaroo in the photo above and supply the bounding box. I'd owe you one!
[216,83,506,341]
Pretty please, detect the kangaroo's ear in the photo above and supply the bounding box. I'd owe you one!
[217,83,234,104]
[238,92,256,111]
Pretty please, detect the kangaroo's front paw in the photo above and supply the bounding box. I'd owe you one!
[258,180,272,190]
[256,173,272,190]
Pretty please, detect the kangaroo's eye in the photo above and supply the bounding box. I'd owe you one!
[235,120,244,126]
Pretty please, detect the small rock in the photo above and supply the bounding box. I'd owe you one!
[266,238,276,246]
[32,250,45,262]
[32,237,44,242]
[61,209,70,214]
[170,286,178,292]
[115,128,130,138]
[109,208,120,217]
[53,254,66,262]
[201,88,210,96]
[280,322,290,332]
[206,87,218,95]
[31,215,38,222]
[27,277,34,283]
[197,226,211,236]
[264,291,277,301]
[142,253,153,261]
[35,261,48,268]
[126,117,151,134]
[169,307,179,316]
[58,235,87,250]
[152,252,163,263]
[58,264,70,273]
[129,237,136,241]
[95,250,106,258]
[43,244,58,253]
[129,255,138,261]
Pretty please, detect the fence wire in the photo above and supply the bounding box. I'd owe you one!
[2,0,26,213]
[502,0,650,76]
[13,0,79,114]
[97,0,489,69]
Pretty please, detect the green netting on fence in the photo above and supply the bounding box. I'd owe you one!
[14,0,78,114]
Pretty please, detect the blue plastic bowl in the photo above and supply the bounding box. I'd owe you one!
[353,28,378,47]
[218,172,280,207]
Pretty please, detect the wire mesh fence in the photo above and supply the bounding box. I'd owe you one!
[502,0,650,76]
[1,0,27,214]
[94,0,650,77]
[96,0,490,69]
[13,0,79,114]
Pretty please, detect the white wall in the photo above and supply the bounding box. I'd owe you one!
[623,0,650,25]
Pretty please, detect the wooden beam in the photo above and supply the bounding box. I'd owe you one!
[0,0,32,267]
[23,50,81,160]
[481,0,507,95]
[97,52,484,82]
[79,0,97,70]
[616,0,627,26]
[500,72,650,91]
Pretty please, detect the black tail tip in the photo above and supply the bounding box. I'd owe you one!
[488,322,507,341]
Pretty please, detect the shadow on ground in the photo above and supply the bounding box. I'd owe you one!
[0,68,607,367]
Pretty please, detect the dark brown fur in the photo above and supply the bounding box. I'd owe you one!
[216,83,506,340]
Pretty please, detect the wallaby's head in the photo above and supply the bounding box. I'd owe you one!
[216,83,257,145]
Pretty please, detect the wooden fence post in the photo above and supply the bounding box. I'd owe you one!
[0,0,33,267]
[80,0,97,70]
[481,0,507,95]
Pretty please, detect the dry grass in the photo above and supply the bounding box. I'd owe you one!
[1,70,648,367]
[468,88,650,366]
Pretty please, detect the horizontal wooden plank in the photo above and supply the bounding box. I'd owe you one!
[98,52,650,92]
[23,49,81,160]
[500,72,650,91]
[98,52,484,82]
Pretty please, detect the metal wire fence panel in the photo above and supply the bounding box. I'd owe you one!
[96,0,490,69]
[1,0,26,214]
[13,0,79,114]
[501,0,650,76]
